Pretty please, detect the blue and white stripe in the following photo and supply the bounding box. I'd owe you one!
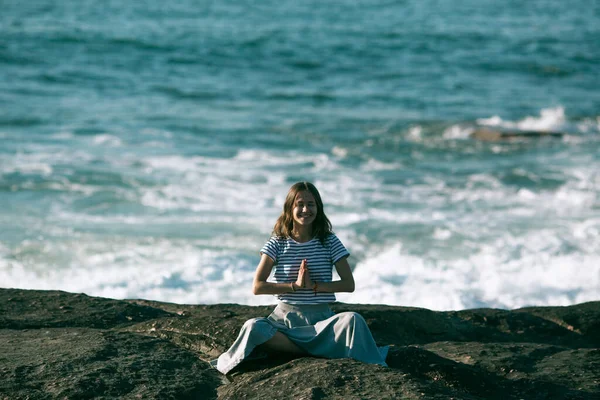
[260,234,350,304]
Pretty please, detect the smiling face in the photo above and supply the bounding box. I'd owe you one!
[272,181,332,243]
[292,190,317,228]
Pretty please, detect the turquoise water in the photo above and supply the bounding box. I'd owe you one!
[1,0,599,310]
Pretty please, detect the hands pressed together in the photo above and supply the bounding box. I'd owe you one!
[294,259,314,290]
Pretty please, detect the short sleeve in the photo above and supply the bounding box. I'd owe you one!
[328,234,350,264]
[260,237,279,262]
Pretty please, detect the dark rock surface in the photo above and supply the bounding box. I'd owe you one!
[1,288,598,399]
[470,128,564,141]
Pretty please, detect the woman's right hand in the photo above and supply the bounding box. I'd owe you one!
[295,259,308,288]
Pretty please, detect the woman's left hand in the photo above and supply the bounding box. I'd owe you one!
[301,259,314,288]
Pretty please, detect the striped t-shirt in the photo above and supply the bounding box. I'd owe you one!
[260,234,350,304]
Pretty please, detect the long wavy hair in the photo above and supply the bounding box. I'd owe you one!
[272,181,333,245]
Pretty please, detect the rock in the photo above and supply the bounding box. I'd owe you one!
[0,288,598,399]
[470,128,564,141]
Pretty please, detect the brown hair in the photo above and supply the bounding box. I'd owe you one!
[272,181,333,245]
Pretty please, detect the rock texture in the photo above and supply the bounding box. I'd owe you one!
[470,128,564,141]
[0,288,598,399]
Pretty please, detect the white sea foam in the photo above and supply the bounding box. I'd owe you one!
[1,148,96,179]
[2,136,599,311]
[476,116,503,126]
[575,116,600,134]
[93,134,123,147]
[331,146,348,158]
[3,189,599,311]
[138,149,389,216]
[443,125,474,139]
[361,159,404,171]
[336,237,600,310]
[0,237,275,306]
[477,106,568,132]
[407,125,423,141]
[4,162,53,175]
[517,188,537,200]
[433,228,452,240]
[517,107,566,131]
[329,212,366,227]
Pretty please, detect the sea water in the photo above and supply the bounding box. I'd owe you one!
[1,0,599,310]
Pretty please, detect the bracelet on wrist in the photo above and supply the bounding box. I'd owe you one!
[312,281,318,295]
[290,282,296,292]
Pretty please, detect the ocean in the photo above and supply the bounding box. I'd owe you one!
[1,0,599,310]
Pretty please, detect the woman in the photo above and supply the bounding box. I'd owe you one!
[214,181,388,374]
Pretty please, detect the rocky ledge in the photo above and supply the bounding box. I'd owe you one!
[0,288,598,399]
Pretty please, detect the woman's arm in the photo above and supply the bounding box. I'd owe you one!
[252,253,301,295]
[312,257,355,293]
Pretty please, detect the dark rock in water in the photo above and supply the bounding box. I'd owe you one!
[471,128,564,141]
[1,288,599,399]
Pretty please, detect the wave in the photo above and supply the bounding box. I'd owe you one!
[3,222,598,311]
[477,107,568,132]
[337,239,600,310]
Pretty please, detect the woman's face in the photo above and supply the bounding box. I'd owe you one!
[292,191,317,228]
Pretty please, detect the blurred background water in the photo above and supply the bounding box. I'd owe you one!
[1,0,599,310]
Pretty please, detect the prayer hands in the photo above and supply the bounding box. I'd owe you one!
[295,259,313,289]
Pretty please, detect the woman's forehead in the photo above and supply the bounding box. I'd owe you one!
[294,190,315,203]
